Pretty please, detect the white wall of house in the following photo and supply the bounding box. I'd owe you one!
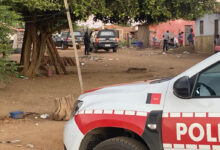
[195,14,220,36]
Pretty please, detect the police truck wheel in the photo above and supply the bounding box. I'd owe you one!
[94,137,147,150]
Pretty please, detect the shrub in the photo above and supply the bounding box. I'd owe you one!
[0,5,19,83]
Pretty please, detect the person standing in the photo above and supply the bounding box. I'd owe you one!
[153,32,157,48]
[188,29,195,46]
[214,34,220,53]
[84,31,90,55]
[178,32,184,47]
[174,36,178,48]
[163,30,169,52]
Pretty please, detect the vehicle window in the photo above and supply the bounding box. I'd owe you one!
[61,32,68,37]
[193,62,220,97]
[74,32,81,36]
[100,31,115,36]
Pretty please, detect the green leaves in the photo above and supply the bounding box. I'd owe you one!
[0,5,19,83]
[94,0,216,24]
[9,0,62,12]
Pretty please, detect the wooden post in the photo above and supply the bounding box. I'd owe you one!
[64,0,84,93]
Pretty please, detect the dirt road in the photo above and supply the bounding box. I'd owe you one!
[0,48,210,150]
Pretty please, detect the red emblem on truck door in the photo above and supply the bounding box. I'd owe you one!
[146,93,162,104]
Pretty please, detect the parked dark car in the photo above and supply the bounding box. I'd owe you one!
[52,34,62,47]
[53,31,83,50]
[92,29,119,52]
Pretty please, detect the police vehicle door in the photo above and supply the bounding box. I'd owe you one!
[163,62,220,150]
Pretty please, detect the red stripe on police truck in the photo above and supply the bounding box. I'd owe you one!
[162,112,220,150]
[75,110,148,136]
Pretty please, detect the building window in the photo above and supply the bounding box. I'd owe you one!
[215,19,219,35]
[200,21,204,35]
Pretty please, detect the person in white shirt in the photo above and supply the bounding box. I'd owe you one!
[163,30,169,52]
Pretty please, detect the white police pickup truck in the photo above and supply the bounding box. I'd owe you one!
[64,53,220,150]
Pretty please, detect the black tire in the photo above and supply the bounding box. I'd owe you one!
[90,46,93,52]
[113,47,117,52]
[94,137,147,150]
[79,133,105,150]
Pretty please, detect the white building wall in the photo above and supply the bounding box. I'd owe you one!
[195,14,220,36]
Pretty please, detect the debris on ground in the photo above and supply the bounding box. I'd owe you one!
[0,140,21,144]
[40,113,49,119]
[24,112,40,119]
[169,67,174,70]
[10,140,21,143]
[9,111,24,119]
[183,51,190,54]
[42,56,75,67]
[127,67,147,73]
[35,123,39,126]
[80,62,85,66]
[53,95,74,121]
[26,144,34,148]
[0,141,6,144]
[176,54,182,58]
[88,56,104,61]
[19,75,28,80]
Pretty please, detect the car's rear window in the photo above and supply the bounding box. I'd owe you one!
[61,32,68,37]
[67,32,82,37]
[74,32,82,36]
[99,31,115,36]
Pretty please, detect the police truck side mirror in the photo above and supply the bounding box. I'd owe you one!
[173,76,191,99]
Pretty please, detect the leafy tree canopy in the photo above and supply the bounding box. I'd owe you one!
[95,0,216,24]
[3,0,216,28]
[0,0,216,77]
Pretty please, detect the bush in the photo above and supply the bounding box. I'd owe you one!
[0,47,18,83]
[0,5,19,83]
[118,40,127,48]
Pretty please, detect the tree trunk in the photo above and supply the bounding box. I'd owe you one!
[20,22,66,77]
[137,24,150,48]
[53,95,75,121]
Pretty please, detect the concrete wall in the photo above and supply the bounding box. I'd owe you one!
[149,19,195,46]
[195,14,220,53]
[195,14,220,36]
[195,35,214,53]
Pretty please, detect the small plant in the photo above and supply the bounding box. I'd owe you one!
[118,40,127,48]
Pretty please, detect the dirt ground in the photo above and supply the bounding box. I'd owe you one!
[0,47,210,150]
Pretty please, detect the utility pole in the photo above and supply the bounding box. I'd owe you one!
[63,0,84,93]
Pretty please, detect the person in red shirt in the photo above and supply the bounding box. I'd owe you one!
[178,32,184,47]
